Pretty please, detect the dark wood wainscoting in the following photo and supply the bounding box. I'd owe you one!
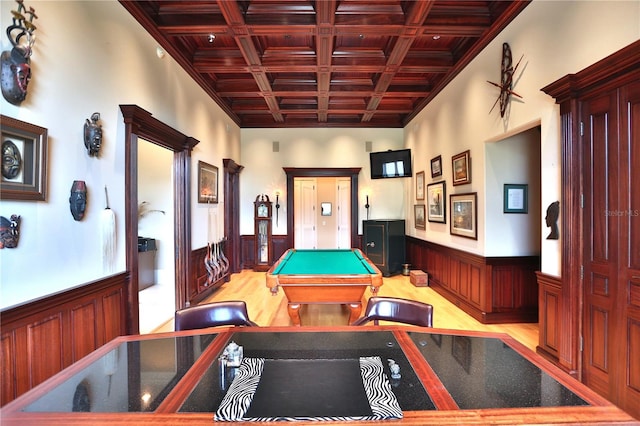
[536,271,562,366]
[240,235,290,270]
[0,273,127,406]
[189,246,230,306]
[406,236,539,324]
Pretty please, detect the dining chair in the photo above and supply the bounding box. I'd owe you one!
[351,296,433,327]
[174,300,258,331]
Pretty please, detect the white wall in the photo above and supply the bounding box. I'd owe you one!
[0,0,240,310]
[240,128,405,236]
[404,0,639,275]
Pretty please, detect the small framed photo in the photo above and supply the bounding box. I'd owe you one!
[503,184,528,213]
[197,160,218,203]
[416,171,425,200]
[450,192,477,239]
[414,204,426,230]
[427,181,446,223]
[321,202,332,216]
[452,150,471,186]
[430,155,442,178]
[1,115,48,201]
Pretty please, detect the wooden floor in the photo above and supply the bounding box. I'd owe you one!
[151,269,539,352]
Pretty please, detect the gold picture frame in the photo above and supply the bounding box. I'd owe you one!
[451,150,471,186]
[197,160,218,203]
[414,204,426,230]
[416,171,425,200]
[1,115,48,201]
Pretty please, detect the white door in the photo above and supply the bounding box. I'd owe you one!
[294,178,317,249]
[336,178,351,248]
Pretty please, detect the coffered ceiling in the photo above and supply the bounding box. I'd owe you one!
[120,0,529,128]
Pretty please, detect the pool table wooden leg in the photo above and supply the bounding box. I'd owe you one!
[288,303,302,326]
[347,302,362,324]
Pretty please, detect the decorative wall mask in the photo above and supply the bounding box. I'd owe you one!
[83,112,102,156]
[2,139,22,179]
[69,180,87,221]
[545,201,560,240]
[1,0,37,105]
[0,214,20,248]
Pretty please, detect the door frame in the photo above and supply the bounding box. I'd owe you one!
[121,105,199,334]
[283,168,361,250]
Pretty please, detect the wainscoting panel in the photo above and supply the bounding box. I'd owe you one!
[0,273,127,406]
[406,236,539,324]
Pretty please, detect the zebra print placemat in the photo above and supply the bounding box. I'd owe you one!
[214,356,402,422]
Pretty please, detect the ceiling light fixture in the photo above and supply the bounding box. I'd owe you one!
[432,35,441,40]
[208,34,215,43]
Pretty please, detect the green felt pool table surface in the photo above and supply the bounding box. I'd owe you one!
[271,249,378,275]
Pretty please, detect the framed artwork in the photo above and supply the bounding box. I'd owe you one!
[503,184,528,213]
[416,171,425,200]
[197,160,218,203]
[450,192,477,239]
[430,155,442,178]
[414,204,426,230]
[1,115,48,201]
[451,150,471,186]
[427,181,446,223]
[321,202,332,216]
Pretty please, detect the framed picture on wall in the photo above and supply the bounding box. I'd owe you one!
[430,155,442,178]
[503,183,528,213]
[450,192,477,239]
[0,115,48,201]
[416,171,425,200]
[198,160,218,203]
[414,204,426,229]
[427,181,446,223]
[452,150,471,186]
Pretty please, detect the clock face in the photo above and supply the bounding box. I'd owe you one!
[257,203,268,217]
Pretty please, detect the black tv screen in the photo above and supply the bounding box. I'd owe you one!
[370,149,412,179]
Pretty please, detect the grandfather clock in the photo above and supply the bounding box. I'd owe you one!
[254,194,273,271]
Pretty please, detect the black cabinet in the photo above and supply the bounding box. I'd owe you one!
[362,220,405,276]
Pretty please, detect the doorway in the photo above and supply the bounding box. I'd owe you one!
[121,105,199,335]
[293,177,351,249]
[284,168,361,250]
[137,139,175,333]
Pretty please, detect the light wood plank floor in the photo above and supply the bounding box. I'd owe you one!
[151,270,539,352]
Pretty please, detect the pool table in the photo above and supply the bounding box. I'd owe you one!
[265,249,383,325]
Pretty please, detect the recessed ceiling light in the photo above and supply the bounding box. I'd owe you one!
[432,35,441,40]
[208,34,215,43]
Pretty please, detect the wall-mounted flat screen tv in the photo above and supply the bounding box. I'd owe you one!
[370,149,413,179]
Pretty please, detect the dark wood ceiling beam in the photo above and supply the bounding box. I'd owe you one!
[363,0,435,121]
[216,0,283,123]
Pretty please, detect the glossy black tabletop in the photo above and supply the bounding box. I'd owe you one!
[19,329,591,416]
[407,332,588,409]
[22,333,217,413]
[180,331,435,413]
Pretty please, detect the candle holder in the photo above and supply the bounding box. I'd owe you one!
[365,195,370,219]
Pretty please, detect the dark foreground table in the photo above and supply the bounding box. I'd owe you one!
[1,326,636,425]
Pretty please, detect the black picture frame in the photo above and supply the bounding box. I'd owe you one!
[1,115,48,201]
[503,184,528,213]
[197,160,218,203]
[430,155,442,178]
[427,181,446,223]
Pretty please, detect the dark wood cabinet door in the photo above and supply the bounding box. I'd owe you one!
[581,90,619,399]
[617,80,640,414]
[582,80,640,414]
